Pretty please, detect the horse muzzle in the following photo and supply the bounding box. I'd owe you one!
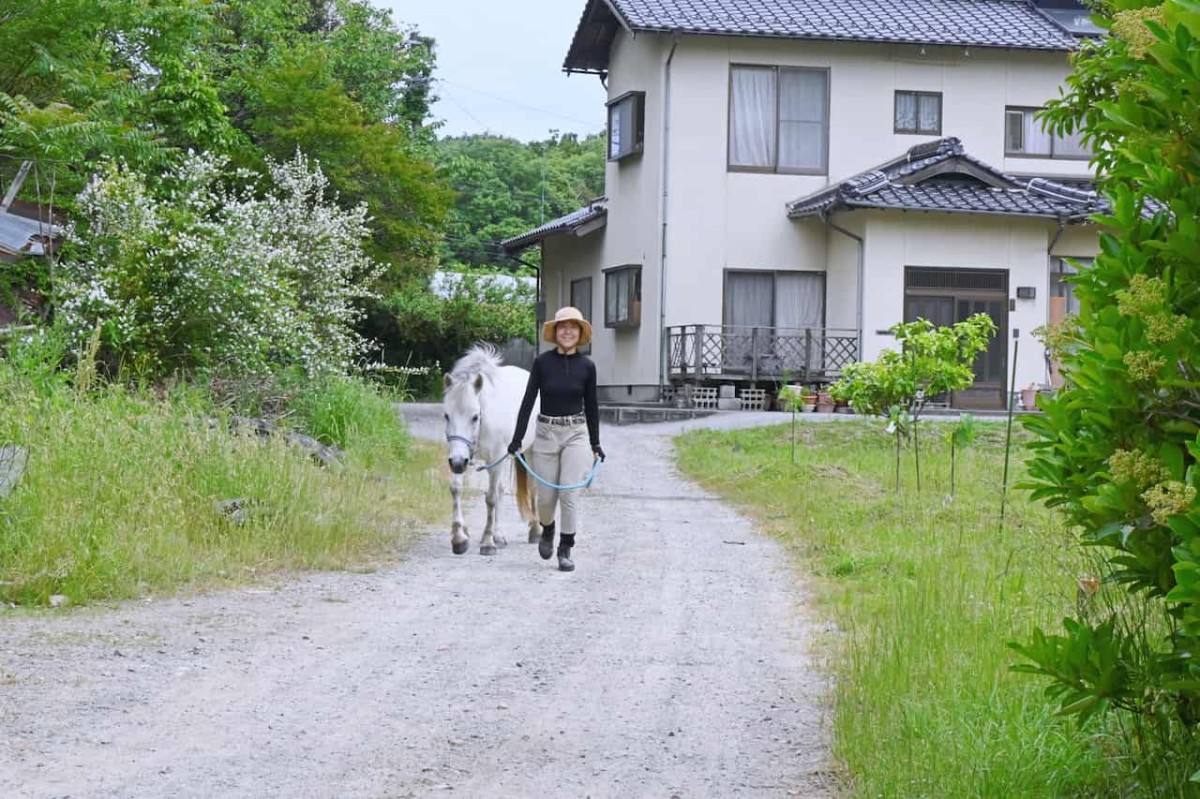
[448,457,469,475]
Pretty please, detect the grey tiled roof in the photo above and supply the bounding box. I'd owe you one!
[787,137,1105,221]
[501,199,608,253]
[566,0,1081,72]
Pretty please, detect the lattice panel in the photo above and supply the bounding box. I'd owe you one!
[825,336,858,371]
[700,331,726,371]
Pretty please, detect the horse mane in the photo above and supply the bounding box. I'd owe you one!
[448,343,504,384]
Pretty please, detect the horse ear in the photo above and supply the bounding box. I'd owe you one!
[473,374,484,393]
[443,373,454,390]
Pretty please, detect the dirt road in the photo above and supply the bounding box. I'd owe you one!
[0,405,833,798]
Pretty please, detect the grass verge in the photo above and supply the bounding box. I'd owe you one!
[0,380,442,606]
[676,417,1120,798]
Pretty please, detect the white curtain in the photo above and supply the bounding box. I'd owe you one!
[895,92,917,131]
[725,272,773,327]
[775,272,823,329]
[917,93,940,133]
[1054,127,1090,157]
[729,67,775,168]
[778,69,825,170]
[1008,109,1051,155]
[606,271,628,323]
[608,103,623,158]
[775,272,824,371]
[724,272,773,369]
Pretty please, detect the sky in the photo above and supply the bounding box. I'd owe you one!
[373,0,609,143]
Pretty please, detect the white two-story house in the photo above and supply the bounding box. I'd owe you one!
[502,0,1103,410]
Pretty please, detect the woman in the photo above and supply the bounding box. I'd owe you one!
[508,306,605,572]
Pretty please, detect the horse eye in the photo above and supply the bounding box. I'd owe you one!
[443,413,449,421]
[471,415,479,423]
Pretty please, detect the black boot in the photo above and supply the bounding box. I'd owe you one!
[538,521,555,560]
[557,533,575,572]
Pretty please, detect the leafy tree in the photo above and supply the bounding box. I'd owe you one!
[0,0,449,272]
[831,314,995,490]
[369,269,536,385]
[1015,0,1200,790]
[435,131,605,268]
[246,48,450,277]
[0,0,173,194]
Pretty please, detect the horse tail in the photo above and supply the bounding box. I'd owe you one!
[515,458,537,523]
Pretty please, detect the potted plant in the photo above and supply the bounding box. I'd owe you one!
[816,390,835,414]
[1020,382,1038,410]
[776,384,802,413]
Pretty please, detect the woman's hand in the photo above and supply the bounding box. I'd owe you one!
[592,445,606,462]
[507,441,521,456]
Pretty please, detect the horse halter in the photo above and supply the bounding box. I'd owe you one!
[445,433,476,459]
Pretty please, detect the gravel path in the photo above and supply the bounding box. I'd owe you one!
[0,405,834,799]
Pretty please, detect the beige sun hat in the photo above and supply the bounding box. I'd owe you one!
[542,306,593,347]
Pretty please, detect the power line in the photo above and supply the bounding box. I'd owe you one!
[436,89,493,132]
[433,77,602,130]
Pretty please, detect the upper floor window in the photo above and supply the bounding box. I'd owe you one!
[607,92,645,161]
[894,91,942,135]
[1005,107,1089,159]
[728,65,828,174]
[604,265,641,328]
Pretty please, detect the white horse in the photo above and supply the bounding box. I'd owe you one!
[442,344,540,555]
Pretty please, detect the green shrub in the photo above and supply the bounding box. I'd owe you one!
[371,267,535,379]
[57,152,381,379]
[1018,2,1200,790]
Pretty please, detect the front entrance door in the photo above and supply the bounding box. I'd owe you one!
[903,267,1008,409]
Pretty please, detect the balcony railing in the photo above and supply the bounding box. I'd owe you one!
[666,324,859,384]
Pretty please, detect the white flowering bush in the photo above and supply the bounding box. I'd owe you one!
[57,152,382,378]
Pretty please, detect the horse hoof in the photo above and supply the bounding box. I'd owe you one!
[528,531,540,544]
[479,544,498,556]
[495,536,508,548]
[452,540,469,555]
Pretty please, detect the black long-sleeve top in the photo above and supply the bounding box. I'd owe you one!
[510,349,601,449]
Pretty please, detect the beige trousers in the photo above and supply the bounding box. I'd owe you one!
[531,419,593,535]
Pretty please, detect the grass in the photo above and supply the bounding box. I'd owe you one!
[676,417,1122,798]
[0,378,443,607]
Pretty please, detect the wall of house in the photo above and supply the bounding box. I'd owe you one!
[823,216,865,334]
[590,32,671,399]
[858,212,1100,397]
[554,29,1097,393]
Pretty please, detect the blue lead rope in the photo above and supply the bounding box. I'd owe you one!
[476,451,601,491]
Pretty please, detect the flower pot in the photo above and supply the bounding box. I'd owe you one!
[1020,387,1037,410]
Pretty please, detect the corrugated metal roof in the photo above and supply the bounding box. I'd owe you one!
[565,0,1081,73]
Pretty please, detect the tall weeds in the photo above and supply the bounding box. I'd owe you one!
[0,329,441,606]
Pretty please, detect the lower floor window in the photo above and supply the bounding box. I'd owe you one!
[570,276,593,353]
[604,265,641,328]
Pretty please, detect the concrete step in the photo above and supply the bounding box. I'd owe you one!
[598,405,715,425]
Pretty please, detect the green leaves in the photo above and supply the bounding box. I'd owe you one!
[830,314,996,418]
[434,132,606,270]
[1010,618,1131,727]
[1018,0,1200,784]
